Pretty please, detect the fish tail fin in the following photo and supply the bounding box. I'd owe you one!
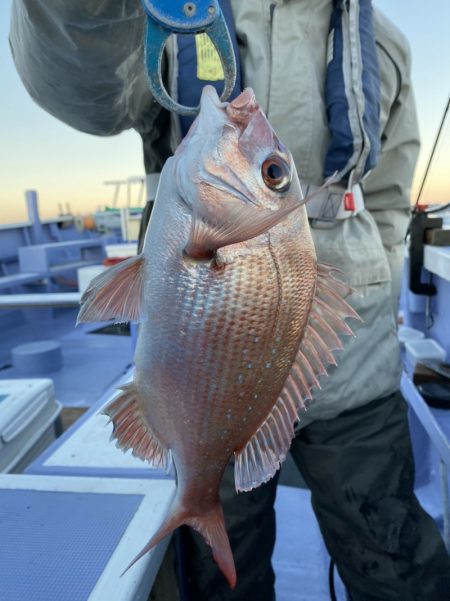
[122,499,236,588]
[187,504,236,589]
[121,507,185,577]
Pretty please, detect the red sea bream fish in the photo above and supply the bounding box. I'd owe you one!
[78,86,359,587]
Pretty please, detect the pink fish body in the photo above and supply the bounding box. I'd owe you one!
[78,86,358,587]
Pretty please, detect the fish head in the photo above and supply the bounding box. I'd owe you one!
[174,86,304,220]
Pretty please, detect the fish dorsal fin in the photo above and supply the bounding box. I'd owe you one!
[77,254,145,324]
[234,263,359,492]
[103,383,170,470]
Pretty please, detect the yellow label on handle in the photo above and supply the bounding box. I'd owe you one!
[195,33,225,81]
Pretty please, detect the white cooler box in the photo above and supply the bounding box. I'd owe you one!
[0,379,62,473]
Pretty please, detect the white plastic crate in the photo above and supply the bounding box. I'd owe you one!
[105,243,138,258]
[404,338,446,375]
[77,265,105,295]
[0,379,61,473]
[398,326,425,348]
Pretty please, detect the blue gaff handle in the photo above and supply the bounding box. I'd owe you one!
[142,1,237,115]
[142,0,219,31]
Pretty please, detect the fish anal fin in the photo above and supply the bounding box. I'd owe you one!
[77,254,145,324]
[104,383,170,470]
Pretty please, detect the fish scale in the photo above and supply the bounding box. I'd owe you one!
[146,251,289,454]
[77,86,359,587]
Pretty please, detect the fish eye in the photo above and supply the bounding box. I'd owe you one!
[261,155,291,193]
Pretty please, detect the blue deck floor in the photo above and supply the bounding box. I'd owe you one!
[273,485,347,601]
[0,308,133,407]
[0,306,446,601]
[0,305,346,598]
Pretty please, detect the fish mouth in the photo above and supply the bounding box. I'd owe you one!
[200,85,227,111]
[200,86,258,117]
[195,87,260,207]
[184,86,286,210]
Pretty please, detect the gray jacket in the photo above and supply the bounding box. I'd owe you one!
[10,0,420,424]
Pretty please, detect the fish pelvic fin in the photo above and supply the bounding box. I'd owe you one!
[77,254,145,324]
[122,500,236,589]
[103,383,170,470]
[235,263,360,493]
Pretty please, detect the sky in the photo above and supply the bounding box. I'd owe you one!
[1,1,449,224]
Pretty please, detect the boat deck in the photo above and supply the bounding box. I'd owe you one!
[0,284,448,600]
[0,307,133,407]
[0,303,347,600]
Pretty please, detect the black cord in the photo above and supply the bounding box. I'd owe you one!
[329,558,338,601]
[415,96,450,206]
[419,200,450,214]
[426,273,435,330]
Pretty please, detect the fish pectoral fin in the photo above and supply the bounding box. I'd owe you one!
[77,254,145,324]
[103,383,170,470]
[234,264,360,493]
[184,199,301,260]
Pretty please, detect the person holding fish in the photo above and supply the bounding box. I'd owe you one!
[10,1,450,600]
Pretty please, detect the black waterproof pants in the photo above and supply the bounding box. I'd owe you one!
[184,392,450,601]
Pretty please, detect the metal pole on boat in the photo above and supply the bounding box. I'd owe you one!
[104,180,127,208]
[0,293,81,309]
[120,208,129,242]
[25,190,44,244]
